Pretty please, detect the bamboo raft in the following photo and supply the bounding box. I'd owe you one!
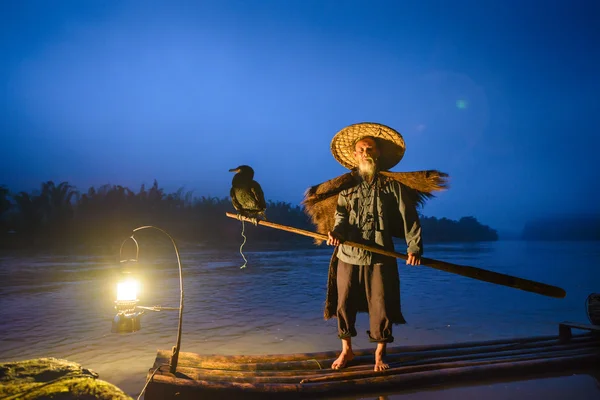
[143,322,600,399]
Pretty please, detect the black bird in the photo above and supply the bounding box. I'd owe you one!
[229,165,267,224]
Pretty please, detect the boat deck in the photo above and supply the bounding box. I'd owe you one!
[143,323,600,399]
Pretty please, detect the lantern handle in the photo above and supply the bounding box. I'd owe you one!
[127,225,184,375]
[119,235,140,262]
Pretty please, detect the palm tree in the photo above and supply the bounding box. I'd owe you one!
[0,185,10,217]
[40,181,79,225]
[0,185,12,234]
[13,191,46,241]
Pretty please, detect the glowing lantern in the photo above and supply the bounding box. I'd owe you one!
[111,262,143,334]
[109,226,184,374]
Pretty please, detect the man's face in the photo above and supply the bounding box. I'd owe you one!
[353,137,380,176]
[354,137,379,164]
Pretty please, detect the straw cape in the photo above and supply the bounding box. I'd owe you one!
[302,122,449,321]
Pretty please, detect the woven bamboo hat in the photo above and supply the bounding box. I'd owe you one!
[330,122,406,170]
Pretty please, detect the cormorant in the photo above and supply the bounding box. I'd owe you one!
[229,165,267,224]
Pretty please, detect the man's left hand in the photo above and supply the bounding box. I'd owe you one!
[406,253,421,266]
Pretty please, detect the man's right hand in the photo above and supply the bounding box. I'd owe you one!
[327,231,341,246]
[406,253,421,266]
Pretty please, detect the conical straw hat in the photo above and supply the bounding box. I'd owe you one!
[330,122,406,170]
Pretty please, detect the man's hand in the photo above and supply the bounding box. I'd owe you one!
[406,253,421,266]
[327,231,341,246]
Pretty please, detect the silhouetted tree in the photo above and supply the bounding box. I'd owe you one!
[522,215,600,241]
[0,185,11,234]
[12,191,45,245]
[0,180,499,250]
[420,215,498,243]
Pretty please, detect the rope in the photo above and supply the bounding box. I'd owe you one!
[308,358,323,369]
[137,363,169,400]
[239,219,248,269]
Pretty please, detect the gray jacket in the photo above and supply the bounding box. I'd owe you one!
[332,174,422,265]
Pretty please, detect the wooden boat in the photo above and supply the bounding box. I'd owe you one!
[143,322,600,399]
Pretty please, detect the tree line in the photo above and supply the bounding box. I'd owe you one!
[0,181,497,251]
[522,215,600,241]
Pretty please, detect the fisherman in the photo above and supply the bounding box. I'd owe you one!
[305,123,433,372]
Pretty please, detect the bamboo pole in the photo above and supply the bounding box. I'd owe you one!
[297,353,600,395]
[225,212,566,298]
[299,347,600,384]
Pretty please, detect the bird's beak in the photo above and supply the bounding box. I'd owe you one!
[229,168,240,173]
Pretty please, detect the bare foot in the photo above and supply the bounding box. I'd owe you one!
[374,358,389,371]
[374,348,389,371]
[331,351,354,370]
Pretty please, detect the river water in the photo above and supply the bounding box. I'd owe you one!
[0,240,599,399]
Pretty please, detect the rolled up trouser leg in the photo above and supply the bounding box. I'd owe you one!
[336,260,359,339]
[365,263,394,343]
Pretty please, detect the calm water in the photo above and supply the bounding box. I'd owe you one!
[0,240,599,399]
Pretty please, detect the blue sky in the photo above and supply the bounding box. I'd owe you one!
[1,0,598,234]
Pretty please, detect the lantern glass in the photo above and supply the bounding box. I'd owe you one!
[117,278,140,301]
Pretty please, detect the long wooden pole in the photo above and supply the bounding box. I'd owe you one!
[225,212,566,299]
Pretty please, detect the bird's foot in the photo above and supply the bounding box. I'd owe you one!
[251,217,259,226]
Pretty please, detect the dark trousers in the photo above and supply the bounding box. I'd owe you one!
[336,259,394,343]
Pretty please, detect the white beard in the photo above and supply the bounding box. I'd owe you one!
[358,157,377,180]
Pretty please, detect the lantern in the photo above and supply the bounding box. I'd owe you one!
[110,226,184,374]
[111,260,143,333]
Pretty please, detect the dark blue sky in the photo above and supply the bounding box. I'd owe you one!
[1,0,599,233]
